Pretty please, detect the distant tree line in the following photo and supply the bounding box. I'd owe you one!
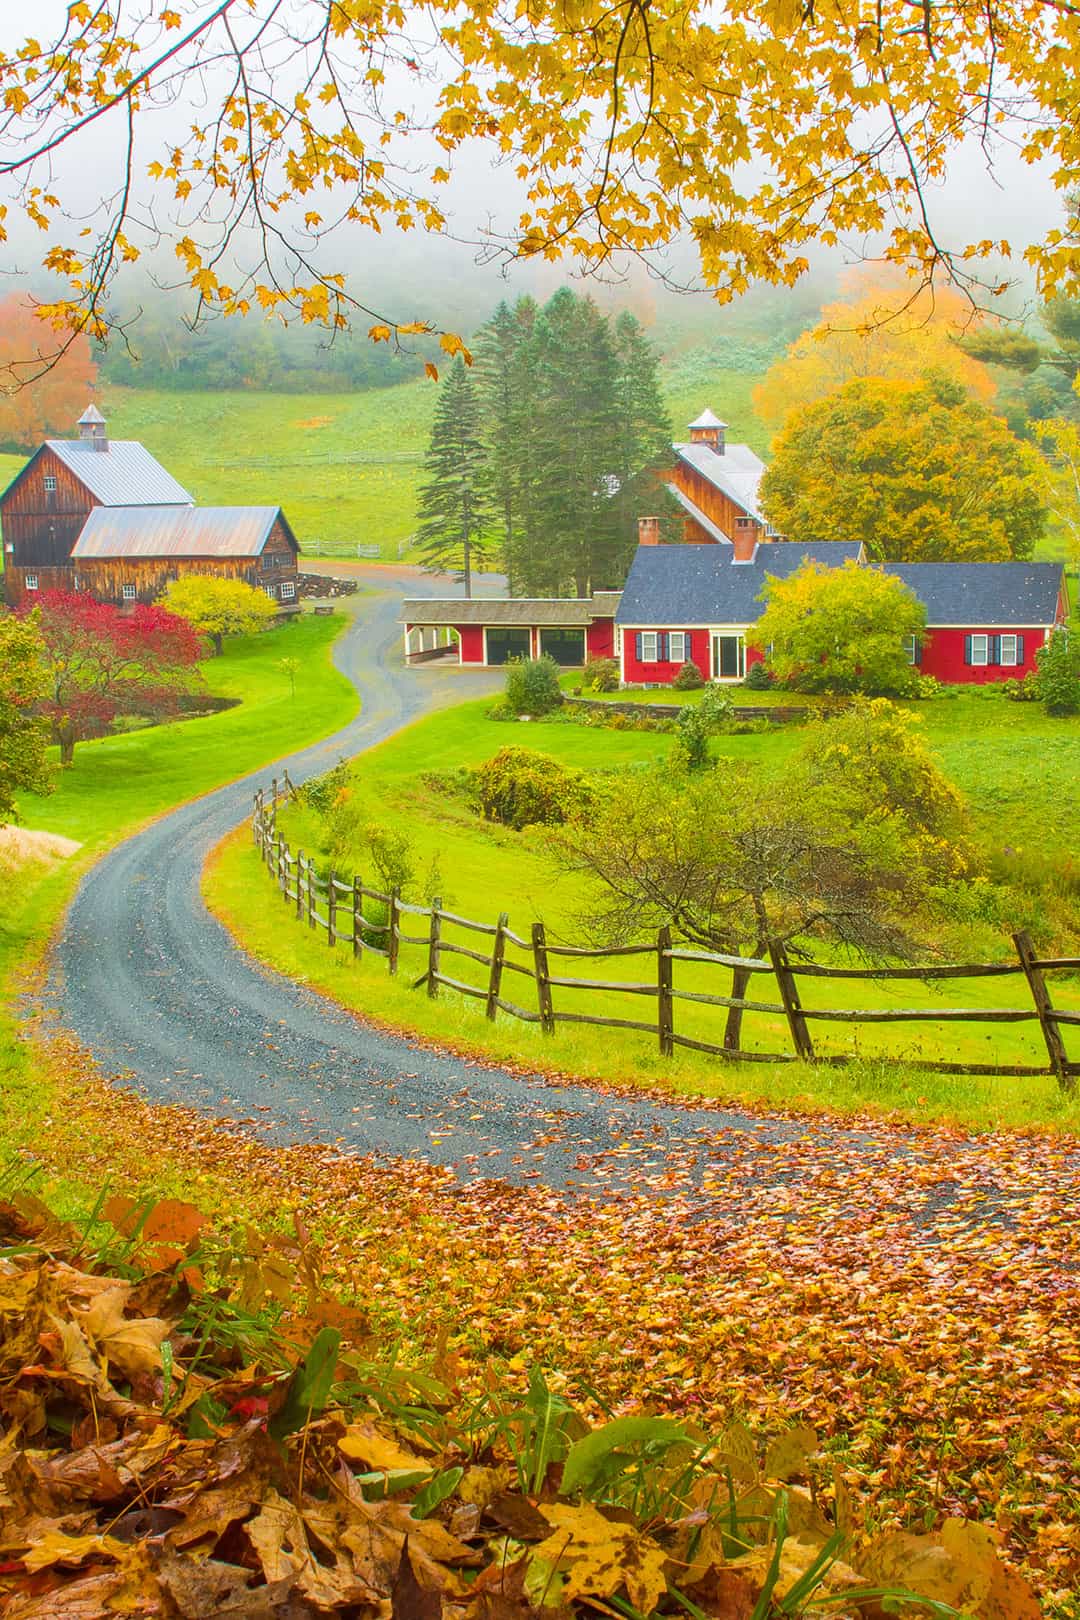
[96,302,427,394]
[417,289,672,597]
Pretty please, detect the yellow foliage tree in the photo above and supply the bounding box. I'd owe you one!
[158,576,279,656]
[5,5,1080,365]
[753,278,998,430]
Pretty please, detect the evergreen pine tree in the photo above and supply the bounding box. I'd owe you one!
[610,310,674,577]
[415,356,492,597]
[474,297,537,595]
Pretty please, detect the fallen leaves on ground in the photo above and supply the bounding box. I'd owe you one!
[0,1189,1048,1619]
[12,1033,1080,1616]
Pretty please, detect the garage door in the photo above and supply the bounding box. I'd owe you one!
[539,628,586,666]
[485,627,532,665]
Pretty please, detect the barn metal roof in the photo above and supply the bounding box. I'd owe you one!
[673,440,766,522]
[883,562,1065,626]
[72,506,296,560]
[401,596,613,627]
[616,541,864,624]
[43,439,193,507]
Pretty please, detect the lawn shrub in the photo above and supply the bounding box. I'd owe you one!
[581,656,619,693]
[471,747,591,829]
[1035,627,1080,716]
[503,656,564,716]
[743,660,774,691]
[672,706,712,772]
[698,683,735,730]
[300,758,351,816]
[672,659,705,691]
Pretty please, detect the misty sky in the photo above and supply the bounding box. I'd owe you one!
[0,3,1070,337]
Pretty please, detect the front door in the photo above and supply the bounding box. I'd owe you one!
[712,634,746,680]
[485,627,532,666]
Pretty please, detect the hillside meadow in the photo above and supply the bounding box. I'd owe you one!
[206,689,1080,1133]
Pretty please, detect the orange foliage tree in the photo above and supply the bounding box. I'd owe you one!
[0,297,96,451]
[753,278,997,432]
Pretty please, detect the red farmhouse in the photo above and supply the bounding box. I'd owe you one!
[615,543,1068,685]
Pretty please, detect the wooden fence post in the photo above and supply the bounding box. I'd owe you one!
[657,925,674,1057]
[1014,929,1072,1090]
[327,868,337,948]
[532,922,555,1034]
[296,852,305,922]
[486,912,509,1021]
[388,890,400,976]
[352,877,363,959]
[252,791,262,844]
[427,897,442,998]
[769,939,815,1061]
[272,776,278,810]
[279,839,288,900]
[307,860,315,930]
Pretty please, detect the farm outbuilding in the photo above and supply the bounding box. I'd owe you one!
[1,405,300,609]
[400,593,621,667]
[70,506,300,608]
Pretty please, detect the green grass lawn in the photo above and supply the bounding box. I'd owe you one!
[0,605,359,1157]
[206,692,1080,1132]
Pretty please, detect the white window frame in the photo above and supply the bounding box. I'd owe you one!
[25,574,38,591]
[43,475,57,493]
[903,633,919,665]
[264,585,277,600]
[999,634,1019,667]
[279,579,296,601]
[668,631,688,663]
[640,631,659,663]
[969,633,989,667]
[121,583,137,602]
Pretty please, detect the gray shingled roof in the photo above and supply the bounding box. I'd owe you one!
[883,563,1064,626]
[616,542,863,625]
[401,598,610,627]
[72,506,295,560]
[43,439,193,506]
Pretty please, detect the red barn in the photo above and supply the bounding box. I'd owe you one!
[400,594,620,667]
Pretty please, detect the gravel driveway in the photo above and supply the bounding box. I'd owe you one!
[42,576,902,1196]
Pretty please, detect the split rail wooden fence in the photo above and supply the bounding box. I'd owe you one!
[253,779,1079,1092]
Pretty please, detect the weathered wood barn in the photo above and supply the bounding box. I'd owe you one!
[71,506,300,607]
[639,409,777,557]
[1,405,299,608]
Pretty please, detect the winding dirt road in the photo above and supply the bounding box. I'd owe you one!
[44,576,834,1196]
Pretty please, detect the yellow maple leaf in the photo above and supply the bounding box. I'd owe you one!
[531,1500,668,1615]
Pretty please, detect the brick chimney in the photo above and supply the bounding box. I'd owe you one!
[638,515,661,547]
[688,409,726,454]
[731,526,757,563]
[78,403,108,452]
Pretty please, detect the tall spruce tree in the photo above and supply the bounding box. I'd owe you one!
[415,356,492,597]
[471,290,671,596]
[474,297,538,595]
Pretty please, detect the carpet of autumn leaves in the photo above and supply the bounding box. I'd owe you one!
[9,1033,1079,1618]
[0,1185,1051,1620]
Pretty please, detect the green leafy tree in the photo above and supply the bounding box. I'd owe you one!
[1035,628,1080,715]
[794,698,976,883]
[503,656,563,716]
[755,559,926,695]
[760,375,1047,562]
[0,611,51,822]
[551,764,912,1049]
[416,355,493,598]
[159,575,279,655]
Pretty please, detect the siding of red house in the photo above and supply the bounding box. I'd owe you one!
[459,625,486,664]
[621,627,710,684]
[586,619,616,659]
[919,627,1048,685]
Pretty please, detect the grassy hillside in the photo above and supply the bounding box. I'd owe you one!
[92,362,768,562]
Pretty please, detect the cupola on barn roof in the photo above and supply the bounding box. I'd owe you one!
[77,403,106,425]
[688,408,728,429]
